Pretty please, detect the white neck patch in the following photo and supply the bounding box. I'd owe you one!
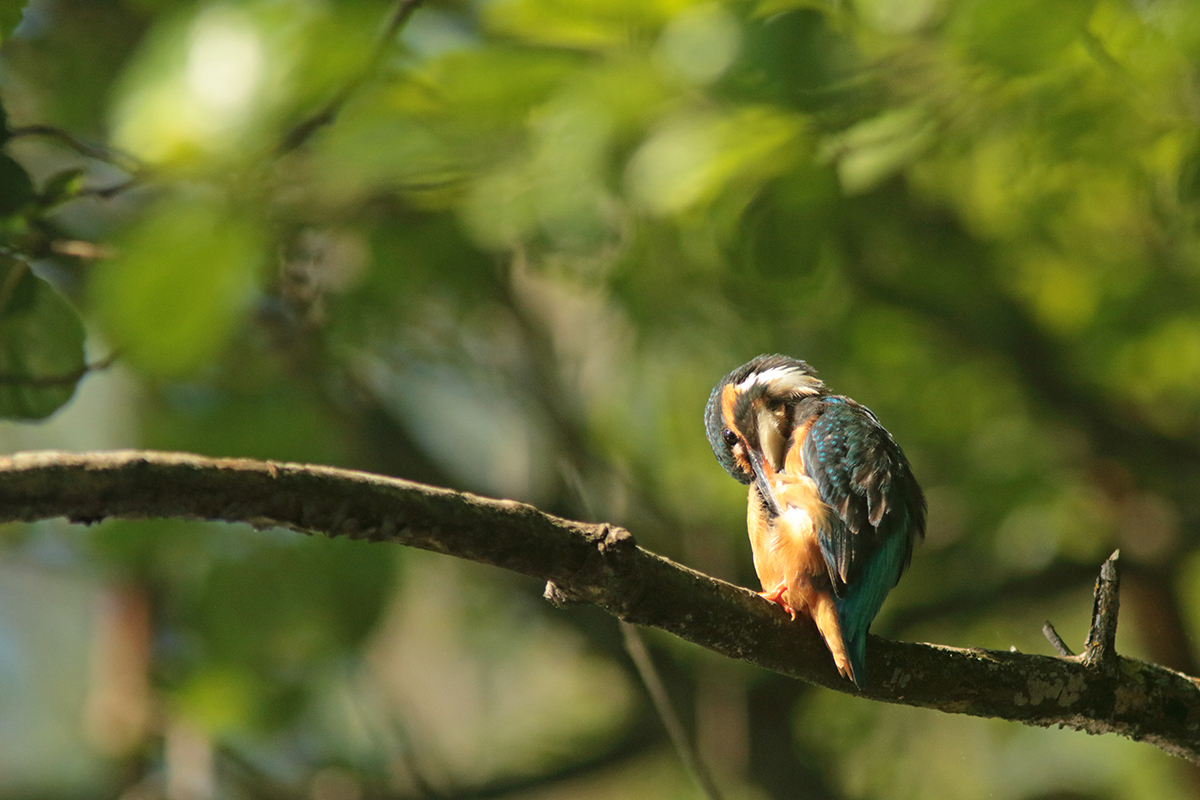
[736,366,824,397]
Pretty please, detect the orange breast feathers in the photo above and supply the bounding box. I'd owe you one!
[745,422,856,681]
[746,475,826,596]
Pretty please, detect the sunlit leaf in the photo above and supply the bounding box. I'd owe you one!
[950,0,1096,75]
[753,0,838,17]
[91,192,264,376]
[822,106,935,194]
[656,3,741,86]
[312,47,584,204]
[1012,253,1099,335]
[626,106,806,214]
[0,260,87,420]
[111,1,338,165]
[484,0,690,49]
[855,0,942,34]
[172,666,261,734]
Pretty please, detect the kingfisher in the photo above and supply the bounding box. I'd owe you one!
[704,355,925,686]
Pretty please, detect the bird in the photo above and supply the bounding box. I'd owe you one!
[704,354,925,686]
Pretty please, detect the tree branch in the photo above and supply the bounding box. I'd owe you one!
[276,0,424,155]
[1043,621,1075,658]
[3,451,1200,761]
[1083,550,1121,671]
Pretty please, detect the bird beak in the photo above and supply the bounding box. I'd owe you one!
[746,445,784,518]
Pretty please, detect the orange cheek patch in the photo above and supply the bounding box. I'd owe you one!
[721,384,757,478]
[720,384,739,434]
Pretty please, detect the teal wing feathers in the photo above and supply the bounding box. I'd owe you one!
[799,397,926,681]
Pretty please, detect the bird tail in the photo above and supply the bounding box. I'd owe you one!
[810,593,856,685]
[834,533,912,686]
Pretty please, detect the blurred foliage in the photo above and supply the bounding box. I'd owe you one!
[4,0,1200,797]
[0,259,85,418]
[92,190,264,375]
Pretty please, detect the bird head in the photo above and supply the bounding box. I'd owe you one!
[704,354,825,499]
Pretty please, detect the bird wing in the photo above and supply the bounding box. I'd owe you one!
[799,397,924,595]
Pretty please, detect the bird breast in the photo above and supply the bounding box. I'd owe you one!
[747,469,833,610]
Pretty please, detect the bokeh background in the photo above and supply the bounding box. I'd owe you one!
[3,0,1200,797]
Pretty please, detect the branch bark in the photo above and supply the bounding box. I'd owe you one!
[3,450,1200,761]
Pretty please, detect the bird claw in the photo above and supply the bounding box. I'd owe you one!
[758,585,797,620]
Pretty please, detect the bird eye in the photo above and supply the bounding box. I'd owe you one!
[722,429,738,447]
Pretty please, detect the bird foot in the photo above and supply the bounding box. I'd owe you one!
[758,584,797,620]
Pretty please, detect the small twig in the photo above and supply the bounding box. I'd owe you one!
[1083,549,1121,671]
[8,124,144,174]
[621,622,724,800]
[276,0,424,155]
[1042,621,1075,658]
[0,352,118,389]
[50,239,116,260]
[77,178,141,200]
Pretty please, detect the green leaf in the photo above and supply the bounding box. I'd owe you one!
[0,152,34,216]
[950,0,1096,75]
[0,1,26,44]
[625,106,807,215]
[91,192,264,376]
[484,0,679,49]
[38,167,85,208]
[0,260,87,420]
[822,106,935,195]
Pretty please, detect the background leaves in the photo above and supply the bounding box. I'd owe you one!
[4,0,1200,798]
[0,262,85,419]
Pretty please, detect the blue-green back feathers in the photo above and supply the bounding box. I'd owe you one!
[803,397,925,684]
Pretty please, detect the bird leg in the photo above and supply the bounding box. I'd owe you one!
[758,582,798,620]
